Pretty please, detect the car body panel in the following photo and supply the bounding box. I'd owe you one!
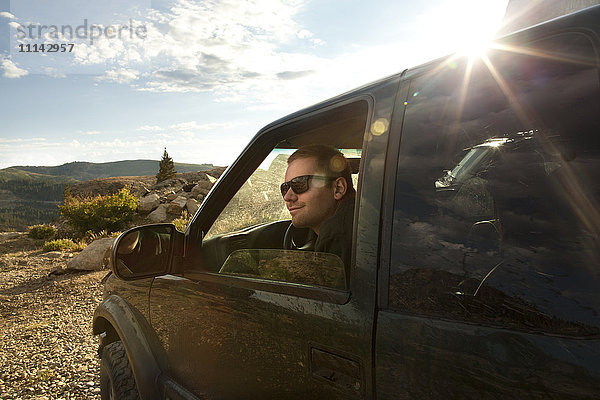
[376,313,600,399]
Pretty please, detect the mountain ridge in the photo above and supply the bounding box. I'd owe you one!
[6,159,216,182]
[0,167,78,184]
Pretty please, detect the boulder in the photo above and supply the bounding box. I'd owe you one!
[138,193,160,213]
[150,177,184,191]
[166,192,178,201]
[66,238,115,271]
[182,183,196,192]
[178,191,191,199]
[168,196,188,214]
[192,181,212,198]
[186,198,199,215]
[148,204,168,223]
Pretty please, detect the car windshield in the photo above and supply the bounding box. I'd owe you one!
[436,138,509,188]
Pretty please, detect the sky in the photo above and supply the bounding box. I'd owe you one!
[0,0,508,169]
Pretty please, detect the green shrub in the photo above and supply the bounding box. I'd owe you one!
[59,188,139,234]
[173,211,191,232]
[43,238,86,252]
[85,230,122,242]
[28,224,57,240]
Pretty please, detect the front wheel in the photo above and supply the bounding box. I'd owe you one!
[100,341,140,400]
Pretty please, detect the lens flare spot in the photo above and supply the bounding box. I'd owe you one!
[371,118,389,136]
[329,154,346,173]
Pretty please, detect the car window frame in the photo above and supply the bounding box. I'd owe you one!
[181,95,374,302]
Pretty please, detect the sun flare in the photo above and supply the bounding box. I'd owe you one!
[418,0,508,59]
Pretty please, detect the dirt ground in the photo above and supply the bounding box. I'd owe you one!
[0,232,107,399]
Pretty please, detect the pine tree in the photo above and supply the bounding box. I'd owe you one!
[63,184,73,203]
[156,148,176,183]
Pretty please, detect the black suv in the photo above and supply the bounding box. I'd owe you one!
[94,6,600,399]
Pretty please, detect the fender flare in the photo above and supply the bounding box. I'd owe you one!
[93,294,168,400]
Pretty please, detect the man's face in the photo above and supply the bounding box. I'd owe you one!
[283,157,338,234]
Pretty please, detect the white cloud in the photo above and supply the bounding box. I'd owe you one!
[97,68,140,84]
[8,0,395,110]
[0,11,15,19]
[65,0,323,98]
[12,1,507,113]
[137,125,163,131]
[169,121,245,131]
[43,67,67,78]
[135,121,250,142]
[79,130,101,136]
[0,137,47,143]
[296,29,313,39]
[170,121,201,131]
[1,58,28,78]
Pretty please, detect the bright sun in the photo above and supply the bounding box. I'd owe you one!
[418,0,508,59]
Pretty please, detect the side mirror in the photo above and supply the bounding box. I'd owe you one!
[111,224,181,280]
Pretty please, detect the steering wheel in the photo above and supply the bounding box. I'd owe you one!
[283,222,313,250]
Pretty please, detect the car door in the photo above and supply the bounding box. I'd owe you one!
[148,81,399,399]
[377,24,600,398]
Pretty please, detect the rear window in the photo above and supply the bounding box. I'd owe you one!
[389,33,600,336]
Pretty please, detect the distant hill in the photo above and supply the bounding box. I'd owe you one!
[10,160,215,182]
[0,159,218,230]
[0,168,78,184]
[0,168,78,230]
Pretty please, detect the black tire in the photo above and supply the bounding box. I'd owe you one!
[100,341,140,400]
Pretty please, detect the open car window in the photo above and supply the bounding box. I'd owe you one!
[196,99,369,291]
[205,148,361,241]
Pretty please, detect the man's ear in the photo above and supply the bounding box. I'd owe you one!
[333,177,347,200]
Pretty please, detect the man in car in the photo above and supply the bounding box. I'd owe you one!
[281,145,355,266]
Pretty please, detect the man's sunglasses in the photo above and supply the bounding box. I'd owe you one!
[280,175,336,198]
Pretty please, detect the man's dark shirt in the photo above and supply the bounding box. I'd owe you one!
[314,194,355,266]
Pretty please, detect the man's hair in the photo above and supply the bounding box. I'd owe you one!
[287,145,355,196]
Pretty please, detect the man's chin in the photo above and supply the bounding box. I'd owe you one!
[291,217,307,228]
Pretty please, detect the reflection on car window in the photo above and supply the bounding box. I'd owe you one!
[219,249,346,290]
[205,150,292,240]
[390,33,600,336]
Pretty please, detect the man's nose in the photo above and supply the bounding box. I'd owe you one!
[283,187,297,202]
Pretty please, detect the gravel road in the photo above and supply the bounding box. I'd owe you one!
[0,233,107,399]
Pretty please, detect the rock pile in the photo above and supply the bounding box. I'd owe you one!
[137,169,223,224]
[69,167,226,226]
